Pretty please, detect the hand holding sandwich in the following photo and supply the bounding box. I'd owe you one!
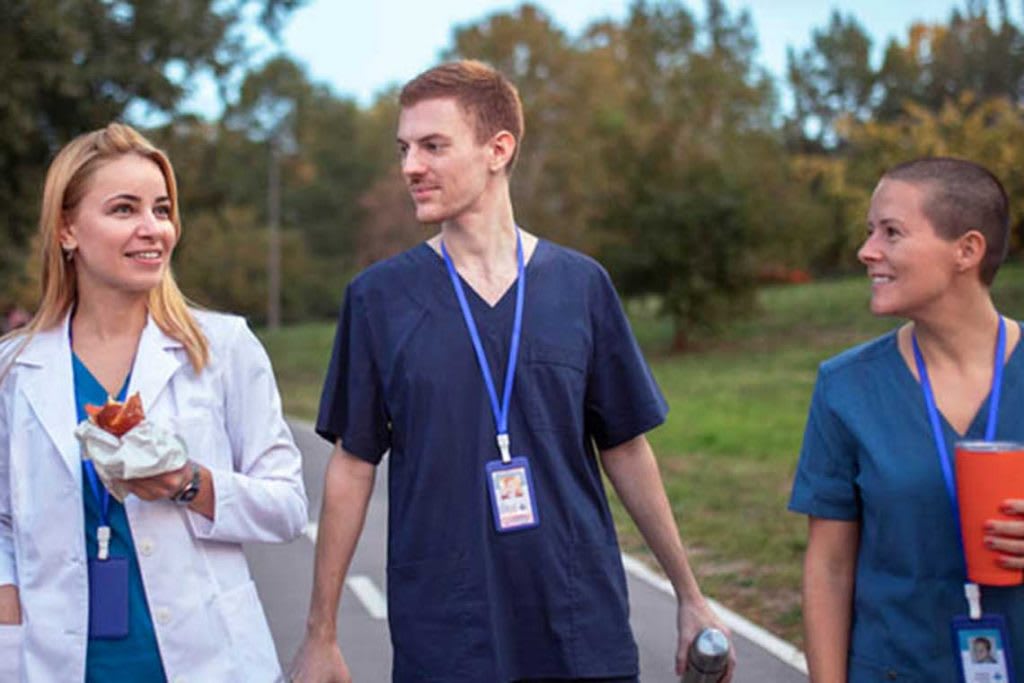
[74,393,214,517]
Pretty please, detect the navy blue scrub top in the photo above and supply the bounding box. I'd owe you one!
[790,328,1024,683]
[318,240,668,682]
[72,354,167,682]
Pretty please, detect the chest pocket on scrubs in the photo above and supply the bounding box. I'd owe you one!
[521,339,586,432]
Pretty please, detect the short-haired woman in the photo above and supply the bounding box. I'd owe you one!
[791,157,1024,682]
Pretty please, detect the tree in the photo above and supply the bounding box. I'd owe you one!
[593,0,779,349]
[0,0,304,302]
[844,94,1024,251]
[785,11,876,151]
[876,7,1024,119]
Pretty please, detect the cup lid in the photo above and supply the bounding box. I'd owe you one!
[956,440,1024,452]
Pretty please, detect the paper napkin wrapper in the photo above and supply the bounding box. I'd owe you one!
[74,420,189,502]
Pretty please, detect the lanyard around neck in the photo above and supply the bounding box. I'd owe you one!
[912,316,1006,593]
[70,327,123,560]
[441,228,526,464]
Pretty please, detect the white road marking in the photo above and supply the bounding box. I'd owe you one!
[346,575,389,620]
[620,553,809,675]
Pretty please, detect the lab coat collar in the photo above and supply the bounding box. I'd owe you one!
[16,311,185,477]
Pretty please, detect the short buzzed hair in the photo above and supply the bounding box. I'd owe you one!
[400,60,525,172]
[884,157,1009,285]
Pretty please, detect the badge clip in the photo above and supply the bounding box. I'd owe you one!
[496,433,512,464]
[97,524,111,561]
[965,582,982,620]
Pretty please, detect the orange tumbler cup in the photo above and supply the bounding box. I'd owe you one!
[954,441,1024,586]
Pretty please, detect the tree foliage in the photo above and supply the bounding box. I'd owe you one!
[5,0,1024,344]
[786,12,875,151]
[591,0,779,348]
[0,0,304,310]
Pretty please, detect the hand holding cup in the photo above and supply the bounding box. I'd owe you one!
[984,499,1024,571]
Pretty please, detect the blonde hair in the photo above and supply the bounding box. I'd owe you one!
[9,122,209,371]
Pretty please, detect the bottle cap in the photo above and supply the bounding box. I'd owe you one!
[689,627,730,673]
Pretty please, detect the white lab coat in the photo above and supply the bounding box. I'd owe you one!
[0,310,308,682]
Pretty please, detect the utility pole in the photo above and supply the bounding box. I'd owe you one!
[267,133,281,330]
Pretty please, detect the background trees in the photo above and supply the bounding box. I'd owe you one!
[0,0,306,311]
[4,0,1024,340]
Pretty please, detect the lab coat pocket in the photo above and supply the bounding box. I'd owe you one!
[216,580,280,680]
[0,623,24,682]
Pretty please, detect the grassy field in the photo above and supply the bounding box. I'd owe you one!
[258,262,1024,647]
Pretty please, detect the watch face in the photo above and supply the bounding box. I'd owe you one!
[174,465,201,503]
[178,486,199,503]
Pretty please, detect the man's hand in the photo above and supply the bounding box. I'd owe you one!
[287,636,351,683]
[986,498,1024,567]
[289,444,375,683]
[676,598,735,681]
[0,585,20,625]
[599,436,735,680]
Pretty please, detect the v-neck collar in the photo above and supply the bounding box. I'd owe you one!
[422,239,546,311]
[895,321,1024,439]
[71,351,131,403]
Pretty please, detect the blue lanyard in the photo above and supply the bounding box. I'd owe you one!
[83,460,111,527]
[912,316,1006,573]
[70,331,123,559]
[441,228,525,463]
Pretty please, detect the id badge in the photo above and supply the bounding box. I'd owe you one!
[952,614,1016,683]
[485,456,539,533]
[88,557,130,639]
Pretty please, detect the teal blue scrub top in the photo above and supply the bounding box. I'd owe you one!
[790,328,1024,682]
[72,353,167,682]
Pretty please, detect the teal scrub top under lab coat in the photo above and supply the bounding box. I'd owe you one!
[72,353,167,683]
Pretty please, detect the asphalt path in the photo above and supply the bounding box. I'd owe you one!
[245,421,809,683]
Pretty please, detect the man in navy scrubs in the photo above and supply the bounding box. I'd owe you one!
[289,60,732,683]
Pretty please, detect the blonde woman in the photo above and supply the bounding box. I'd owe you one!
[0,123,307,682]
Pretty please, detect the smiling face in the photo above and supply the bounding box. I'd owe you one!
[858,178,964,318]
[60,154,176,302]
[396,97,504,225]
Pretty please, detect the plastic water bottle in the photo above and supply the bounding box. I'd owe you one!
[681,627,731,683]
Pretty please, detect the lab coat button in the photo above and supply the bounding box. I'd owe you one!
[155,607,171,625]
[138,539,155,556]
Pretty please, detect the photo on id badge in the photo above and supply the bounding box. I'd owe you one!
[955,621,1013,683]
[486,457,539,533]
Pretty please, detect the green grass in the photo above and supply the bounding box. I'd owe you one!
[257,261,1024,647]
[258,322,337,421]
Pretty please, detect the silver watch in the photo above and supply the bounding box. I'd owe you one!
[171,462,201,504]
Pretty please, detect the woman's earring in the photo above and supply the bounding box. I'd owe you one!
[62,247,75,262]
